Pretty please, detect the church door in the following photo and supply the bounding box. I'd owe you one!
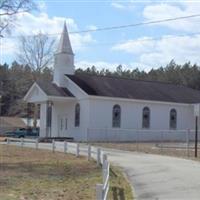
[58,115,68,137]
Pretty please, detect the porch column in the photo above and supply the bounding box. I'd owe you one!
[33,103,40,129]
[27,103,39,129]
[46,101,53,137]
[27,103,32,128]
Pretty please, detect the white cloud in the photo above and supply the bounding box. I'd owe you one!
[111,2,127,9]
[110,1,200,69]
[37,1,47,12]
[75,60,152,72]
[143,2,200,32]
[112,34,200,68]
[0,38,17,64]
[111,1,135,10]
[1,12,95,60]
[112,37,155,54]
[75,60,134,71]
[86,25,98,31]
[76,61,121,71]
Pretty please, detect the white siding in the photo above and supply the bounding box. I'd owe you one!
[50,99,90,141]
[25,84,47,103]
[88,98,194,130]
[85,97,196,141]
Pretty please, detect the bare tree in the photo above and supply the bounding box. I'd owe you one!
[17,33,56,73]
[0,0,36,37]
[17,32,55,128]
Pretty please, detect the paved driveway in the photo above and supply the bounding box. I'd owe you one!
[7,142,200,200]
[102,148,200,200]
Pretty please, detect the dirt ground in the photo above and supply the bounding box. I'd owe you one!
[92,142,200,161]
[0,144,133,200]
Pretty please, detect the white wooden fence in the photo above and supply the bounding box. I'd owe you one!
[6,138,110,200]
[6,137,39,149]
[96,154,110,200]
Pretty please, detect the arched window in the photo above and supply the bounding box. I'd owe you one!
[75,103,80,127]
[170,109,177,129]
[142,107,150,128]
[112,105,121,128]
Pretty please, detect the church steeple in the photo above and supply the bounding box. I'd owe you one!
[53,22,75,87]
[57,22,73,55]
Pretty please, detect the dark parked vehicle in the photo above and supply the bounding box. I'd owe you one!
[4,128,39,138]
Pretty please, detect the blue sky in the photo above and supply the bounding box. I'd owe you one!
[2,0,200,71]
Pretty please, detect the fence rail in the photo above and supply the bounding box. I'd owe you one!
[7,137,39,148]
[6,138,110,200]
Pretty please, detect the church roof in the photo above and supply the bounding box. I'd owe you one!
[67,74,200,104]
[36,80,74,97]
[56,22,73,54]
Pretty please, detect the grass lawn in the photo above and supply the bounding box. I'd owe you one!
[0,144,133,200]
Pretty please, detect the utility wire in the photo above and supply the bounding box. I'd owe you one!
[70,13,200,34]
[2,13,200,39]
[3,31,200,51]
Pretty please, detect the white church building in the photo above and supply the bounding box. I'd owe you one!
[24,23,200,142]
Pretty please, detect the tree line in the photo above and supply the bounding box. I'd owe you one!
[77,60,200,90]
[1,60,200,116]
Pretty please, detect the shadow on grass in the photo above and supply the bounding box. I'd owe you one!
[0,161,99,189]
[111,187,125,200]
[110,167,126,200]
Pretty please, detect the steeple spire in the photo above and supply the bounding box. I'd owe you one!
[57,22,73,54]
[53,21,75,87]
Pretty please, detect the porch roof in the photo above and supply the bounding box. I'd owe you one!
[36,80,74,97]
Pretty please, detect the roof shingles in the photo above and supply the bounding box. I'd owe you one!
[36,80,74,97]
[67,74,200,104]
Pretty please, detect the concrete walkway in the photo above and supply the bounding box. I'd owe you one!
[7,141,200,200]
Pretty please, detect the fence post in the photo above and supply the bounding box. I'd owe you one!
[21,137,24,147]
[102,154,107,169]
[187,129,190,157]
[102,160,108,183]
[88,144,91,161]
[52,140,55,153]
[136,130,139,151]
[6,138,10,145]
[160,132,163,153]
[97,148,101,166]
[64,141,68,153]
[35,138,39,149]
[76,143,80,157]
[96,184,103,200]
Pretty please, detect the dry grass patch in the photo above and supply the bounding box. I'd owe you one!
[0,144,101,200]
[0,144,134,200]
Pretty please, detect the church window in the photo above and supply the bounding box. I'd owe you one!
[170,109,177,129]
[142,107,150,128]
[75,103,80,127]
[60,118,63,130]
[112,105,121,128]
